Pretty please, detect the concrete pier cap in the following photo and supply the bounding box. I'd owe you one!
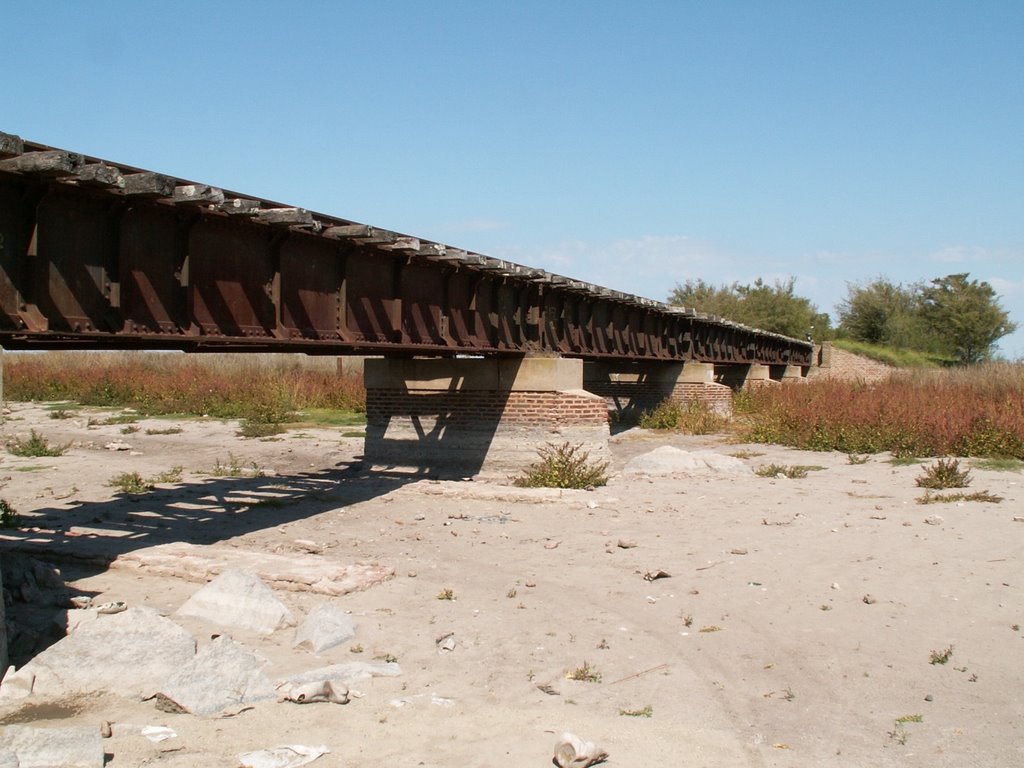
[363,356,609,478]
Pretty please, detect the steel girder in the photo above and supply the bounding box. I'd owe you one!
[0,133,813,366]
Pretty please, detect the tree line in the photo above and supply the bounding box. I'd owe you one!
[667,273,1016,364]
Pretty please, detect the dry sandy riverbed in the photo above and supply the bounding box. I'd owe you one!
[0,401,1021,767]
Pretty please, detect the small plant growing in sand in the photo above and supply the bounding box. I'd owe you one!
[929,645,954,665]
[151,466,184,484]
[755,464,808,479]
[108,472,154,495]
[565,661,601,683]
[437,588,455,601]
[728,449,764,460]
[48,408,75,420]
[847,453,870,465]
[916,490,1002,505]
[916,459,971,489]
[619,705,653,717]
[514,442,609,489]
[8,430,70,458]
[0,499,21,528]
[145,426,183,435]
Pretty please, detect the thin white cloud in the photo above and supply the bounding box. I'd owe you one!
[442,218,510,233]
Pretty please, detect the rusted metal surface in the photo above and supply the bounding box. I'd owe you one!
[0,132,814,365]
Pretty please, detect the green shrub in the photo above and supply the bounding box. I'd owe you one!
[514,442,609,489]
[8,430,70,457]
[639,398,727,434]
[916,459,971,489]
[108,472,154,494]
[0,499,21,528]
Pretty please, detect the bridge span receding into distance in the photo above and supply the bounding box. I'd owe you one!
[0,131,817,475]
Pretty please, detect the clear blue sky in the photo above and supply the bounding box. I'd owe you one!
[4,2,1022,356]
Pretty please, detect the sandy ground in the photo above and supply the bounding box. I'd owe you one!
[0,401,1021,767]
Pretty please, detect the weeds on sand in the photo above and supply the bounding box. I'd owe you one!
[971,457,1023,471]
[437,588,455,601]
[513,442,609,489]
[8,430,70,458]
[145,427,183,435]
[917,490,1002,505]
[755,464,809,479]
[108,472,154,495]
[929,645,954,665]
[847,453,870,465]
[916,459,971,489]
[565,662,601,683]
[619,705,653,717]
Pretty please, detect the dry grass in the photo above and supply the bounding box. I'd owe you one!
[735,363,1024,458]
[4,351,365,424]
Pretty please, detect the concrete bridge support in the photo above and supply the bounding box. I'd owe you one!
[583,361,733,418]
[363,357,609,477]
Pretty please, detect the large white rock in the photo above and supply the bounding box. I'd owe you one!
[0,725,104,767]
[177,569,295,634]
[293,602,357,653]
[158,635,276,716]
[622,446,752,477]
[0,606,195,700]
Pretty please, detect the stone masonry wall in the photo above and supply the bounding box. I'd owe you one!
[364,388,609,476]
[809,344,896,384]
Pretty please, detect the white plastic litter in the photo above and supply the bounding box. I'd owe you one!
[140,726,176,743]
[237,744,329,768]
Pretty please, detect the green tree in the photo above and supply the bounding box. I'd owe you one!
[668,277,830,340]
[837,277,942,351]
[919,273,1017,364]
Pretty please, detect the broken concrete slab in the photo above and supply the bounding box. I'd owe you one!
[0,725,104,768]
[622,446,752,477]
[157,635,277,716]
[177,569,295,634]
[113,542,394,595]
[293,602,357,653]
[0,606,195,701]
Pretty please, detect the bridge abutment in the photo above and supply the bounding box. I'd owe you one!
[583,361,733,418]
[363,357,609,477]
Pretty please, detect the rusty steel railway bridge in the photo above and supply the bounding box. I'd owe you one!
[0,133,812,367]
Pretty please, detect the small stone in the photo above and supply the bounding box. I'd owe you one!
[730,548,748,556]
[924,694,934,702]
[1012,516,1024,523]
[830,582,840,590]
[99,722,112,739]
[617,539,638,549]
[924,515,944,526]
[104,441,132,451]
[862,594,877,605]
[544,541,560,550]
